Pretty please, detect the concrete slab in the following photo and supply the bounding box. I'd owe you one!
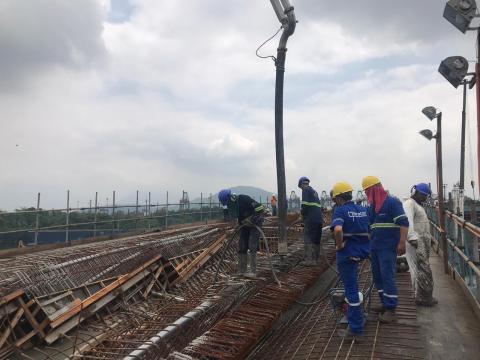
[417,252,480,360]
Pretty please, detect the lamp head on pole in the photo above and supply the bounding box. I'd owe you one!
[438,56,469,88]
[419,129,435,141]
[422,106,439,120]
[443,0,477,33]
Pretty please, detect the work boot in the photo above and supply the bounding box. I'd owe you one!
[337,328,363,343]
[237,254,247,276]
[245,252,257,278]
[415,297,438,307]
[379,309,397,323]
[370,304,386,314]
[300,243,314,266]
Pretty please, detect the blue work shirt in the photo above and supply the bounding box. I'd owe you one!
[368,195,409,250]
[301,186,323,223]
[331,201,370,262]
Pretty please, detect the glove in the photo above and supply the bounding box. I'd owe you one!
[241,217,252,226]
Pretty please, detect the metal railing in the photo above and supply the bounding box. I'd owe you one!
[0,191,229,249]
[426,205,480,311]
[0,188,335,250]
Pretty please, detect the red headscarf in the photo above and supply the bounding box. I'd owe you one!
[365,183,388,213]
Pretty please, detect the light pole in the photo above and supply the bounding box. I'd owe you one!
[268,0,297,255]
[420,106,449,274]
[438,55,476,214]
[443,0,480,198]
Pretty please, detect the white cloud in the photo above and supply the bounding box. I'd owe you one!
[0,0,478,210]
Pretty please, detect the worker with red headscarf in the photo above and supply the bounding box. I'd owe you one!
[362,176,409,323]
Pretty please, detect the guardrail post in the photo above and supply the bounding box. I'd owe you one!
[34,192,40,246]
[135,190,139,231]
[200,193,203,222]
[93,192,98,238]
[165,191,168,229]
[209,193,212,223]
[66,190,70,245]
[148,191,151,231]
[111,191,116,237]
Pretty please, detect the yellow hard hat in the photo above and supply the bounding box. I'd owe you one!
[332,182,354,198]
[362,176,381,190]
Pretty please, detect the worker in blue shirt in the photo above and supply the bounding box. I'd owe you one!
[298,176,324,265]
[331,182,370,340]
[218,189,265,277]
[362,176,409,323]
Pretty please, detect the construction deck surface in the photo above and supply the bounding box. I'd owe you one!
[1,223,480,359]
[417,252,480,360]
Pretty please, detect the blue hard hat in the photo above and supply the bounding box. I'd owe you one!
[218,189,232,205]
[414,183,431,196]
[298,176,310,188]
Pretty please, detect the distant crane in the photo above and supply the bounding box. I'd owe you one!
[179,191,190,211]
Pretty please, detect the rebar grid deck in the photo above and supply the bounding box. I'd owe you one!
[249,266,424,360]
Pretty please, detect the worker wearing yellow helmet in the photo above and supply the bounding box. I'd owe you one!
[362,176,409,323]
[330,182,370,340]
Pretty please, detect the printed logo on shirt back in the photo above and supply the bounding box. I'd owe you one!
[347,211,367,221]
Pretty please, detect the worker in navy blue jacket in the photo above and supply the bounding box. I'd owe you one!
[298,176,324,265]
[331,182,370,340]
[362,176,409,323]
[218,189,265,277]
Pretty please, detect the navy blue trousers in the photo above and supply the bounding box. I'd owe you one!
[371,248,398,309]
[337,257,364,334]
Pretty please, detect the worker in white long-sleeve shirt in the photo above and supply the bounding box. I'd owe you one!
[403,183,437,307]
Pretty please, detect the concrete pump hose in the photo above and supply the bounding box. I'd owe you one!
[213,222,281,287]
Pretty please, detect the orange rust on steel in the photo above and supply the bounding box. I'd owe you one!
[252,269,424,360]
[50,254,162,328]
[178,262,332,360]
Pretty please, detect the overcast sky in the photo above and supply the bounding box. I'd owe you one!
[1,0,479,210]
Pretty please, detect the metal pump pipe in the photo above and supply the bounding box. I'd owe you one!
[269,0,296,255]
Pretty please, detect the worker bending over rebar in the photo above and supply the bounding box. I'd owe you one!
[218,189,266,278]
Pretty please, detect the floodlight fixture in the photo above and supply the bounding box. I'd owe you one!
[438,56,469,88]
[419,103,448,273]
[419,129,435,141]
[443,0,478,33]
[422,106,439,120]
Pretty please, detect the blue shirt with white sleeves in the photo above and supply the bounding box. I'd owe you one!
[331,201,370,262]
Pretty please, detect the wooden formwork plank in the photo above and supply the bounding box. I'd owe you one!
[0,307,24,348]
[143,264,166,299]
[173,234,227,285]
[49,254,162,329]
[17,298,46,338]
[0,290,23,307]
